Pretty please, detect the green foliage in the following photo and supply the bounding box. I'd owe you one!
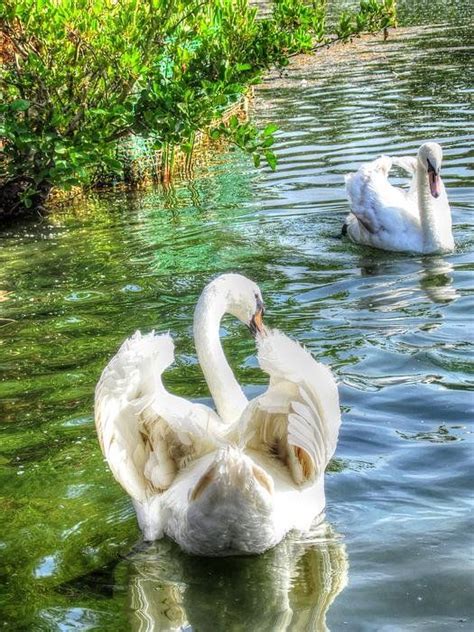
[0,0,397,215]
[1,0,176,209]
[273,0,328,45]
[209,117,278,170]
[337,0,397,40]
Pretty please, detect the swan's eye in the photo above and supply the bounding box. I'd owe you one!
[254,293,264,313]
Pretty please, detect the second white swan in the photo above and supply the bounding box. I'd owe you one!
[343,142,454,254]
[95,274,341,556]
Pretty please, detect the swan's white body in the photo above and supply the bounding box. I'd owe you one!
[344,143,454,254]
[95,274,341,556]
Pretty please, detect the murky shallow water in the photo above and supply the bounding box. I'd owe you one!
[1,2,473,630]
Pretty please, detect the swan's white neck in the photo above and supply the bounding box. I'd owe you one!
[417,159,452,253]
[193,288,248,424]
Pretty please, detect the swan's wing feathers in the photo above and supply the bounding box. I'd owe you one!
[134,335,223,488]
[344,167,383,234]
[238,330,340,485]
[391,155,417,174]
[95,331,221,501]
[94,331,169,501]
[367,154,393,176]
[345,154,419,236]
[258,330,340,453]
[289,400,326,466]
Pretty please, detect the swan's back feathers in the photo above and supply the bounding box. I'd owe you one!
[237,329,341,485]
[95,331,221,504]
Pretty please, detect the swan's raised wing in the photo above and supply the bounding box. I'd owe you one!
[345,154,418,235]
[234,329,341,485]
[95,331,222,504]
[391,155,417,175]
[392,155,419,198]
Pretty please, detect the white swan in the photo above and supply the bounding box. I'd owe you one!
[343,142,454,254]
[95,274,341,556]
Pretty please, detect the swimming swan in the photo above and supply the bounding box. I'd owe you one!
[343,142,454,254]
[95,274,341,556]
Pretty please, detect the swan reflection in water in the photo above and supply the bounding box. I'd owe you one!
[418,257,458,304]
[357,255,458,305]
[124,523,348,632]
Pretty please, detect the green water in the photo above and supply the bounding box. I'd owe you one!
[1,2,473,630]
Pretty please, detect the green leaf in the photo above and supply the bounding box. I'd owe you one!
[264,150,277,171]
[263,123,278,137]
[103,158,122,172]
[11,99,31,112]
[236,63,252,71]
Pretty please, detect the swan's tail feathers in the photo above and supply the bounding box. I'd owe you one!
[133,497,163,541]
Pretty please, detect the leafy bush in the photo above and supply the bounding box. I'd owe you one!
[0,0,397,218]
[337,0,397,40]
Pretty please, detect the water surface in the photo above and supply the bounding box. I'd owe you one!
[1,2,473,630]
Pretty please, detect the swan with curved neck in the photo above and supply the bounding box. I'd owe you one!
[95,274,340,555]
[193,273,264,424]
[343,142,454,254]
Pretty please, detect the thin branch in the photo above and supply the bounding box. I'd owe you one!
[64,106,86,137]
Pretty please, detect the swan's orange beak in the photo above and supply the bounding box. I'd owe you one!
[249,299,265,336]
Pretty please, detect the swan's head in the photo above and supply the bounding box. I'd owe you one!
[418,142,443,198]
[201,273,265,335]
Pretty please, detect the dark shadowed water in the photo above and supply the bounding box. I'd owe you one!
[1,2,473,630]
